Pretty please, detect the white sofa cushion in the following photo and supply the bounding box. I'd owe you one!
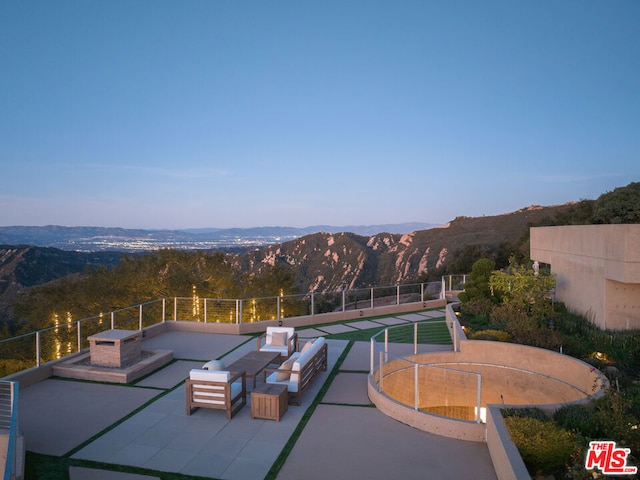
[293,337,325,372]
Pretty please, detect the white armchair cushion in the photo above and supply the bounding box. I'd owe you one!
[189,369,230,382]
[265,327,295,344]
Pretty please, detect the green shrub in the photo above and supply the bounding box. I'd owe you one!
[502,407,549,421]
[504,416,576,476]
[553,404,599,437]
[470,329,511,342]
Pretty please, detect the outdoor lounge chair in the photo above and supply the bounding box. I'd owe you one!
[186,368,246,418]
[256,326,297,360]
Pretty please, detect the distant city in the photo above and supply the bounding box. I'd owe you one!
[0,223,435,252]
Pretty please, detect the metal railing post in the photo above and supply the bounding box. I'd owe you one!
[396,284,400,305]
[111,311,115,329]
[384,328,389,363]
[162,298,166,323]
[173,297,177,321]
[277,296,281,320]
[379,350,383,392]
[139,304,143,330]
[452,321,458,352]
[204,298,208,323]
[421,282,424,302]
[370,339,374,376]
[311,292,315,316]
[370,287,374,309]
[414,363,419,411]
[414,322,418,355]
[342,289,346,312]
[238,299,242,324]
[36,331,41,367]
[476,374,482,423]
[77,321,82,352]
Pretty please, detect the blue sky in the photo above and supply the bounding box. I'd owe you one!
[1,1,638,229]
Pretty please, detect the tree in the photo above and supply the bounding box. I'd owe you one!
[592,182,640,224]
[489,262,560,348]
[489,263,556,317]
[457,258,496,303]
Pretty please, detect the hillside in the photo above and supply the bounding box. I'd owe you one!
[231,204,575,292]
[0,202,578,327]
[0,246,122,325]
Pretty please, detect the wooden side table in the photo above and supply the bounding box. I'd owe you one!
[251,384,288,421]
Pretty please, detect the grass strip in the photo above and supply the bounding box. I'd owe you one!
[26,451,215,480]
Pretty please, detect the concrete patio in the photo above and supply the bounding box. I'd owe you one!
[18,310,497,479]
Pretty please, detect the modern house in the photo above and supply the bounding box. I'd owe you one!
[530,224,640,330]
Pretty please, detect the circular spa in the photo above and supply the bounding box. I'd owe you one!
[367,321,608,442]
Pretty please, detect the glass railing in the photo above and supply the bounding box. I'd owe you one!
[370,320,483,423]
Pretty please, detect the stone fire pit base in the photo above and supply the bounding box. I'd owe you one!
[52,349,173,384]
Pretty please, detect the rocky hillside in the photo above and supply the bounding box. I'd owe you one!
[231,204,575,292]
[0,203,576,325]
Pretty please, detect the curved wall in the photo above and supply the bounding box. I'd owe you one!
[369,308,608,442]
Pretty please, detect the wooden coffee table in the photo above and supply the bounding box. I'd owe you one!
[251,383,288,421]
[226,350,280,388]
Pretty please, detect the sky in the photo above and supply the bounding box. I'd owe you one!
[1,1,638,230]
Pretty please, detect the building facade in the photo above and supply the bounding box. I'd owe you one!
[530,225,640,330]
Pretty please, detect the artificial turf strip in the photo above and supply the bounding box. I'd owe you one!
[26,451,216,480]
[327,319,452,344]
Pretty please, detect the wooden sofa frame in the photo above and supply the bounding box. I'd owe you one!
[186,370,247,419]
[264,341,328,405]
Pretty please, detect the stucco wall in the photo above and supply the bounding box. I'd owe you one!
[530,225,640,329]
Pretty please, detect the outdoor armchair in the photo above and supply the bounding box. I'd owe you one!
[186,368,247,419]
[256,326,297,360]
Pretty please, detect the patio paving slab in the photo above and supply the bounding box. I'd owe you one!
[295,328,326,338]
[276,404,497,480]
[316,324,357,334]
[135,359,204,389]
[19,379,161,456]
[339,341,372,371]
[322,372,371,405]
[142,331,250,361]
[421,309,446,318]
[347,320,386,331]
[373,316,407,325]
[397,313,432,322]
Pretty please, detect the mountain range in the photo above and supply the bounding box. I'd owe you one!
[0,223,435,252]
[0,204,576,325]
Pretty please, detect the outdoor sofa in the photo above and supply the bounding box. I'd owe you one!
[264,337,328,405]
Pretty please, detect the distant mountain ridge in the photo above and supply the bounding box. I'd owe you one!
[0,204,577,326]
[231,204,576,293]
[0,223,435,252]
